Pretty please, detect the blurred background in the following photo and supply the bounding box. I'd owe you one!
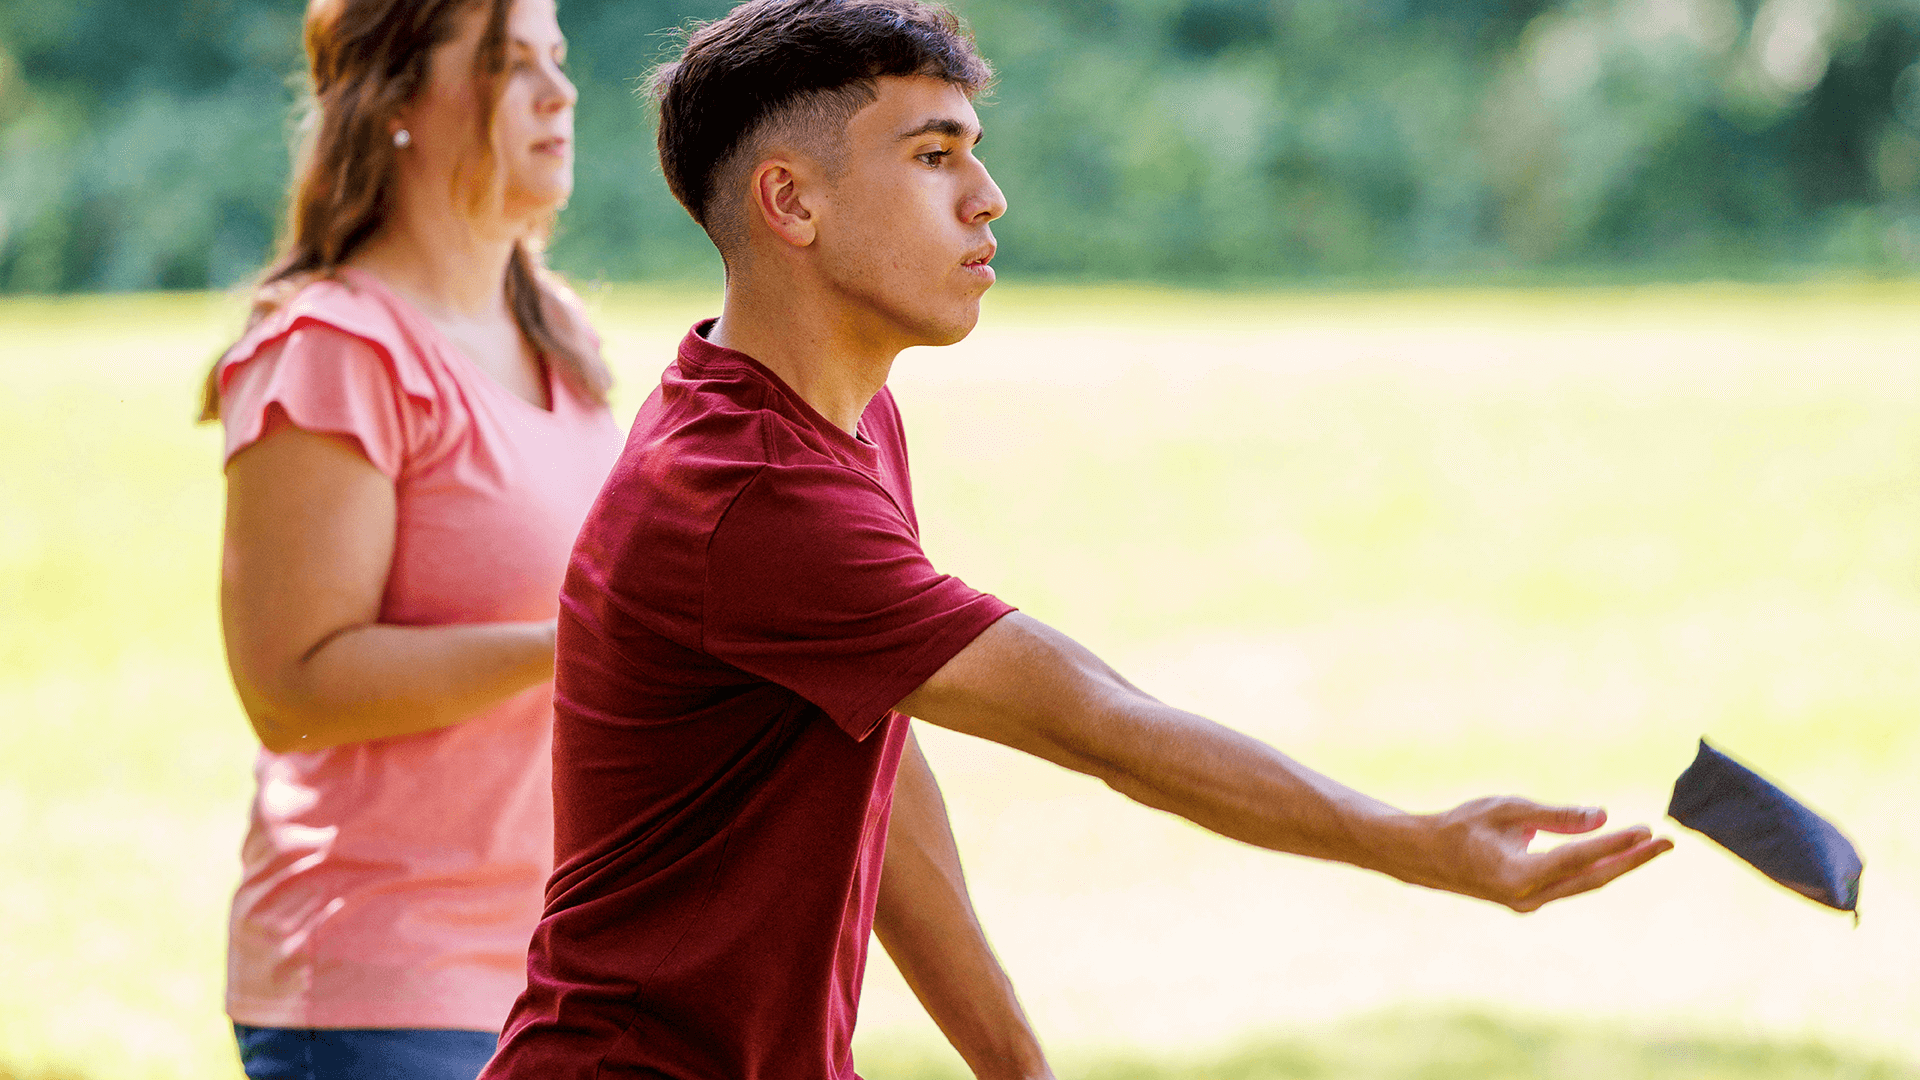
[13,0,1920,288]
[4,2,1920,1079]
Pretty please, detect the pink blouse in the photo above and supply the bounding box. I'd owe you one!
[216,267,623,1030]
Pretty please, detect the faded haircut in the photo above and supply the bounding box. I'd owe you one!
[649,0,993,259]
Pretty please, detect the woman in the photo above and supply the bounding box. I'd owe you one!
[200,0,621,1076]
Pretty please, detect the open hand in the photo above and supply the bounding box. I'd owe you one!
[1410,797,1672,913]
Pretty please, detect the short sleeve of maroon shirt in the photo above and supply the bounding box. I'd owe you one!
[483,324,1013,1080]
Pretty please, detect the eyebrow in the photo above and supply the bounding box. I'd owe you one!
[897,118,981,144]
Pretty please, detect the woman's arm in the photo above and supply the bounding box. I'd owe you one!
[221,422,556,752]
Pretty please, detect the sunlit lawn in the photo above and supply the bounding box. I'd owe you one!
[2,282,1917,1079]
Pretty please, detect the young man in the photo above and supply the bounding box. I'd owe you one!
[481,2,1672,1078]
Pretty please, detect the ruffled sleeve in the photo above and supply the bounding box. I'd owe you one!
[215,277,440,480]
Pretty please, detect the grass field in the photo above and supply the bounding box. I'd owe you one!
[2,282,1917,1079]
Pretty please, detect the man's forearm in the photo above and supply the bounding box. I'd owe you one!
[1072,696,1435,882]
[874,734,1052,1080]
[905,616,1420,875]
[901,613,1668,911]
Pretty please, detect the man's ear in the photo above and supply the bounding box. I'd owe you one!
[749,158,818,248]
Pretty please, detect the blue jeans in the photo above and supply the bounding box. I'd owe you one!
[233,1024,499,1080]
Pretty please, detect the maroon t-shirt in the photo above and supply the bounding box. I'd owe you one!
[482,324,1014,1080]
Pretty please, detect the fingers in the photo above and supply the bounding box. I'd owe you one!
[1510,802,1609,835]
[1530,825,1651,883]
[1437,798,1665,912]
[1512,835,1674,913]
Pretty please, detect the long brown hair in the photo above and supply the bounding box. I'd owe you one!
[199,0,611,422]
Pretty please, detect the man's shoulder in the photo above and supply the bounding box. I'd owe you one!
[588,361,880,545]
[564,362,899,650]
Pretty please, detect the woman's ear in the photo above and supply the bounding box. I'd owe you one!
[750,159,818,248]
[386,103,417,149]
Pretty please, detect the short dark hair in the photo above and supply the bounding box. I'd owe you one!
[650,0,993,239]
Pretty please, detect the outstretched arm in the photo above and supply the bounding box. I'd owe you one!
[897,613,1670,912]
[874,732,1053,1080]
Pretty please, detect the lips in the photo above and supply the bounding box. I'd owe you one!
[961,241,996,270]
[531,136,569,156]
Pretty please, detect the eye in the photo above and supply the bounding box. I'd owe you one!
[917,149,950,167]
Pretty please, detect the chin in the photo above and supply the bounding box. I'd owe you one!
[507,168,572,211]
[915,305,981,347]
[504,184,572,222]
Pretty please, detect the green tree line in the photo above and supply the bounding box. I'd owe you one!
[6,0,1920,292]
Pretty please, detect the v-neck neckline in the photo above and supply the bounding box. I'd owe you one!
[340,265,559,417]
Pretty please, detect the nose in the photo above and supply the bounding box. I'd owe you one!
[540,60,577,114]
[964,160,1007,225]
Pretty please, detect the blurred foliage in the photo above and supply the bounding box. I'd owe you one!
[10,0,1920,290]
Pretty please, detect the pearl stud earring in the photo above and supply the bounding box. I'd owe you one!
[393,128,412,148]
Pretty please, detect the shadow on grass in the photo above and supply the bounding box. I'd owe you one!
[862,1010,1920,1080]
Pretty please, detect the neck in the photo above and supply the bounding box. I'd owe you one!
[350,181,521,319]
[708,263,902,436]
